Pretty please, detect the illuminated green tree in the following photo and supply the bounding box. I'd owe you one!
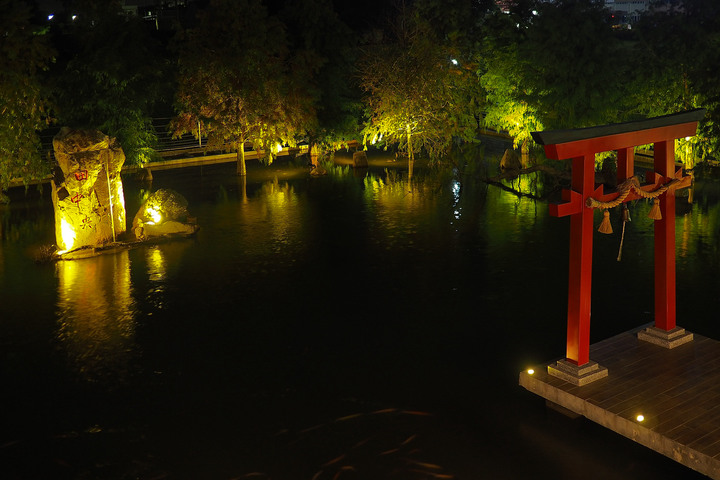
[0,0,55,196]
[479,0,629,164]
[174,0,314,176]
[359,6,482,175]
[479,10,543,162]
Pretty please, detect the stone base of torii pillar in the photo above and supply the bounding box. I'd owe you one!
[638,326,694,349]
[547,359,608,387]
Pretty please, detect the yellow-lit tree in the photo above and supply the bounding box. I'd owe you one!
[479,0,627,165]
[359,7,481,177]
[173,0,313,176]
[480,58,543,165]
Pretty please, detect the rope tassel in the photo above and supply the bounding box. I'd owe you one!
[598,209,613,234]
[648,198,662,220]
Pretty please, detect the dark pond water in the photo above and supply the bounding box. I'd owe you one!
[1,145,719,479]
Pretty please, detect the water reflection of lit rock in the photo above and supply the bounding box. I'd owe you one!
[146,246,167,310]
[55,250,138,386]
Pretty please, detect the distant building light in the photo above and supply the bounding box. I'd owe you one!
[48,14,54,20]
[72,15,77,20]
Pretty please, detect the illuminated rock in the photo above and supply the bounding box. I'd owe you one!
[500,148,521,171]
[51,128,127,252]
[132,189,199,240]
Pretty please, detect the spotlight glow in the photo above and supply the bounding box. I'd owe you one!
[636,414,645,422]
[147,206,162,224]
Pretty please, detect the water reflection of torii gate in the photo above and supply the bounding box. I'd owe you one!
[531,109,706,386]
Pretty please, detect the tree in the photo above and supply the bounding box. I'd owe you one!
[50,3,169,166]
[0,0,55,197]
[174,0,314,176]
[479,8,543,163]
[633,0,720,161]
[518,0,629,129]
[478,0,631,166]
[359,4,482,176]
[279,0,362,154]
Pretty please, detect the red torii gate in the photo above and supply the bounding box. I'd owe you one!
[531,109,706,386]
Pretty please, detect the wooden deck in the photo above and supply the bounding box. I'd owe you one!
[520,324,720,479]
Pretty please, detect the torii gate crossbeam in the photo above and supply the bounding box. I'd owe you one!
[531,109,705,385]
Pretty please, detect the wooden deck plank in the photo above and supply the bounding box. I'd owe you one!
[520,325,720,479]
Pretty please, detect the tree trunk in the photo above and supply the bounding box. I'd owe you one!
[237,137,247,176]
[406,124,414,182]
[521,138,530,168]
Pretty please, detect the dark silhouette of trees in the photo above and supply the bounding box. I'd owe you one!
[279,0,362,154]
[634,0,720,160]
[0,0,55,196]
[51,3,170,166]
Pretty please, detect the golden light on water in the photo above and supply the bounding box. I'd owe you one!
[56,251,138,383]
[147,246,167,282]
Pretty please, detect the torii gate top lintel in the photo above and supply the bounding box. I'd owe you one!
[531,109,706,160]
[528,109,705,372]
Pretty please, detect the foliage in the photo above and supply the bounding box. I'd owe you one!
[359,5,482,162]
[279,0,363,152]
[479,10,543,151]
[478,0,632,160]
[518,0,629,129]
[173,0,314,170]
[633,0,720,160]
[0,0,55,192]
[51,5,168,166]
[411,0,495,59]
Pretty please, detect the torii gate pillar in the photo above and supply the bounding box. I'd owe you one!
[531,109,705,386]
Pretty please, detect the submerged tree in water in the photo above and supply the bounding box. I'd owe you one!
[479,0,629,161]
[359,3,482,175]
[278,0,362,155]
[173,0,314,176]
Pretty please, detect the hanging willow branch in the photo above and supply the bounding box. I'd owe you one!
[585,176,681,210]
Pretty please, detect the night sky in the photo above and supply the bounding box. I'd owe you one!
[34,0,396,33]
